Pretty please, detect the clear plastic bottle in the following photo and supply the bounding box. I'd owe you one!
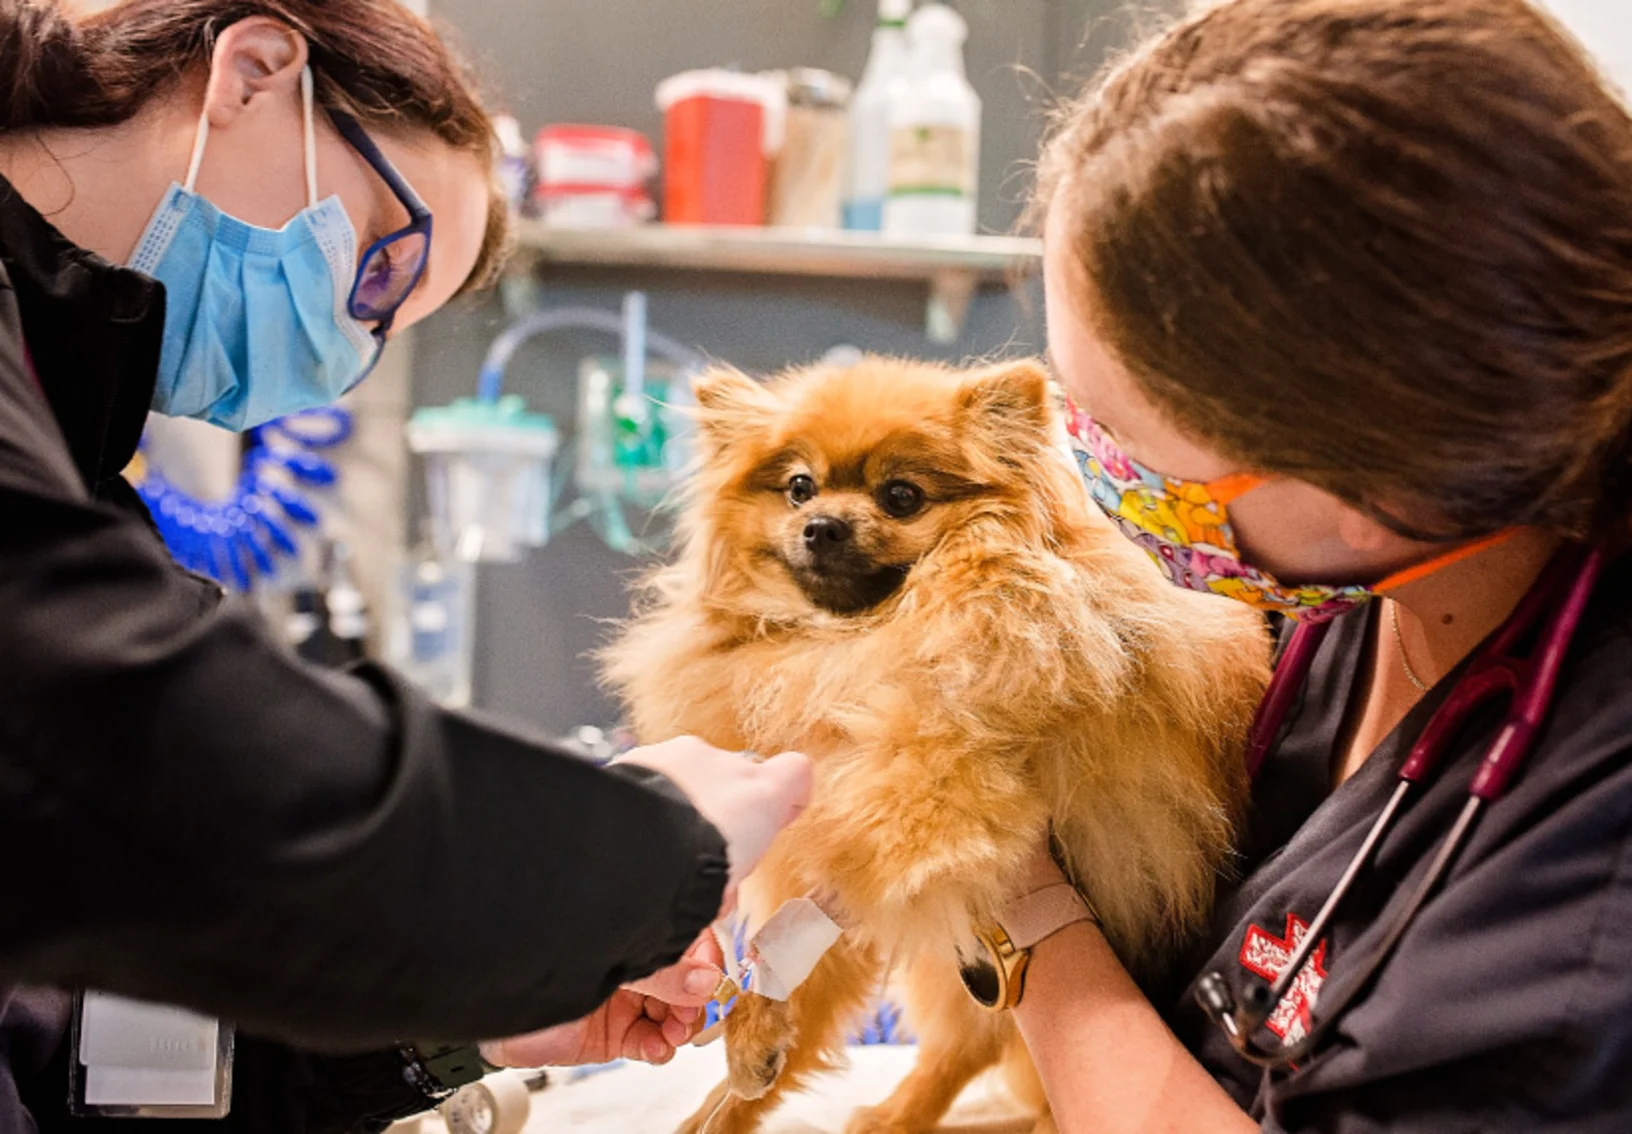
[843,0,914,232]
[393,530,474,708]
[883,1,981,238]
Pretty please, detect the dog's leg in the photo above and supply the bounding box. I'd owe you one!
[675,934,882,1134]
[844,952,1015,1134]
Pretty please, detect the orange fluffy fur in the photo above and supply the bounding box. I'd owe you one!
[601,357,1271,1134]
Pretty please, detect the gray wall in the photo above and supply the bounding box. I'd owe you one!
[414,0,1173,736]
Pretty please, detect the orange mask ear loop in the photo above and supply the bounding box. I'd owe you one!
[1373,529,1520,594]
[1203,472,1268,505]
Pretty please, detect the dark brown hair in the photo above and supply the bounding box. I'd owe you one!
[1,0,509,294]
[1037,0,1632,540]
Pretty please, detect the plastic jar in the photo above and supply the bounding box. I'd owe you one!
[767,69,853,229]
[533,125,657,229]
[656,69,785,225]
[535,125,656,190]
[406,396,559,563]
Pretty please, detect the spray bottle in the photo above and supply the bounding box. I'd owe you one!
[883,0,981,238]
[844,0,914,231]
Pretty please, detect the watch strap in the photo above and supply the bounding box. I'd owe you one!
[1000,882,1097,950]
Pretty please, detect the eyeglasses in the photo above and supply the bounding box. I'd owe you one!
[325,107,435,384]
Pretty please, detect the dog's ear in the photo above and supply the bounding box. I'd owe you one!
[957,359,1054,434]
[692,366,779,451]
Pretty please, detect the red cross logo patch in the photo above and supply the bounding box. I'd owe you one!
[1239,913,1328,1044]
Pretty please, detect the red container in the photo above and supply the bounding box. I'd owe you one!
[656,71,784,226]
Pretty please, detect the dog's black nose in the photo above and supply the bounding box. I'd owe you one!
[803,515,852,553]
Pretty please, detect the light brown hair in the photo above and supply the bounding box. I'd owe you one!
[1037,0,1632,540]
[1,0,509,295]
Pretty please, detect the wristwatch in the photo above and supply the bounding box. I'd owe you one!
[958,883,1099,1011]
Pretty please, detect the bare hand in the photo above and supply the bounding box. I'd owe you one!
[617,736,812,890]
[480,931,728,1068]
[482,738,807,1069]
[480,987,688,1067]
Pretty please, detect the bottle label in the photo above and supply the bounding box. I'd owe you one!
[887,125,973,198]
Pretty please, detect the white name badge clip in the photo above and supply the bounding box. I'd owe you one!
[69,992,235,1119]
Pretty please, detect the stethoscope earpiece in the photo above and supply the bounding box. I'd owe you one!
[1197,969,1277,1044]
[1195,971,1242,1039]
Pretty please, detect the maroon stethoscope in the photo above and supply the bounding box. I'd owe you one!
[1195,540,1609,1068]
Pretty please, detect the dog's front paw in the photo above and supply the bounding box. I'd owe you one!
[727,1042,787,1101]
[724,994,794,1101]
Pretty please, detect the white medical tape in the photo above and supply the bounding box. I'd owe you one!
[743,898,845,1002]
[690,898,846,1045]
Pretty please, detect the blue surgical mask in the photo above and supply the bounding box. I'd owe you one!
[129,68,375,431]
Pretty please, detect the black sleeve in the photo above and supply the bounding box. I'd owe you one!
[0,323,728,1049]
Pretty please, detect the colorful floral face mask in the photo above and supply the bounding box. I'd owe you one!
[1062,397,1508,622]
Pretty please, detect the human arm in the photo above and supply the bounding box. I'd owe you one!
[1017,672,1632,1134]
[0,555,728,1051]
[0,321,788,1049]
[478,929,725,1068]
[1008,851,1257,1134]
[479,735,816,1070]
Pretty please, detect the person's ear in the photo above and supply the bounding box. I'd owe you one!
[202,17,309,131]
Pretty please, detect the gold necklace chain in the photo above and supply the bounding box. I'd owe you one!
[1388,600,1431,693]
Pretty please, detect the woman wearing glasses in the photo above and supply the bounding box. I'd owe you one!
[0,2,808,1131]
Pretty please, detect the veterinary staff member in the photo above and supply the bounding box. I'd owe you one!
[984,0,1631,1129]
[0,1,809,1130]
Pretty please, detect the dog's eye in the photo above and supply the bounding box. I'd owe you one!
[787,474,817,506]
[879,480,925,519]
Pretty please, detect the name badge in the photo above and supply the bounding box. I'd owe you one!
[71,992,234,1118]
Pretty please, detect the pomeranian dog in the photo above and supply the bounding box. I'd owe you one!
[602,357,1270,1134]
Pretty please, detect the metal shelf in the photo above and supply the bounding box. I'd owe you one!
[508,221,1042,342]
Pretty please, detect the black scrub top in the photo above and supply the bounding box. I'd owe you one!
[1166,556,1632,1133]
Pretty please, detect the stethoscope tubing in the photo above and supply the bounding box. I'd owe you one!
[1200,540,1609,1069]
[1216,778,1413,1043]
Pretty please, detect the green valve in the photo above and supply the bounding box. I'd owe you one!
[612,395,668,474]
